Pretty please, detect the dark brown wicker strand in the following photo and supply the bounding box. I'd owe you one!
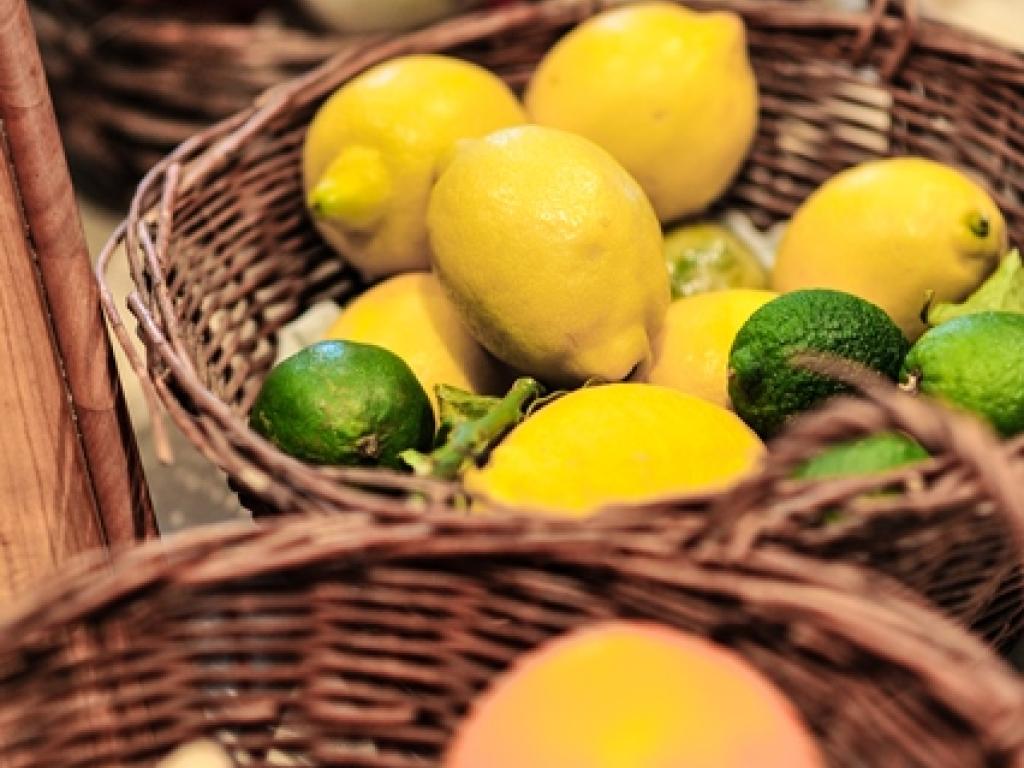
[2,512,1024,767]
[97,0,1024,643]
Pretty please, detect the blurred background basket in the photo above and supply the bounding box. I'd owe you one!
[29,0,511,206]
[2,511,1024,767]
[97,0,1024,645]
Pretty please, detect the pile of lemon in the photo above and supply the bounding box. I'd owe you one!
[252,1,1020,520]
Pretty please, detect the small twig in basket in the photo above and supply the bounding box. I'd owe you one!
[402,377,544,481]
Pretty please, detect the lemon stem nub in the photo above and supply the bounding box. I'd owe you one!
[966,211,991,239]
[308,145,393,231]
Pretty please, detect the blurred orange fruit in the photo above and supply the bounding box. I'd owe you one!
[445,621,823,768]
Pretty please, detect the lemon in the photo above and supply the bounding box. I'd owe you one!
[465,383,764,516]
[428,125,669,385]
[773,157,1007,339]
[324,273,511,415]
[303,54,525,279]
[525,3,758,222]
[639,289,777,408]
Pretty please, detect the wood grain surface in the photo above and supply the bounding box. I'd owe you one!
[0,0,154,560]
[0,135,105,600]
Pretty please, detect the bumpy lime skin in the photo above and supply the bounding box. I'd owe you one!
[729,289,910,437]
[902,311,1024,437]
[249,340,435,468]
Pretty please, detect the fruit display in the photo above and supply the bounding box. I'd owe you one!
[80,3,1024,765]
[444,622,823,768]
[254,5,1018,521]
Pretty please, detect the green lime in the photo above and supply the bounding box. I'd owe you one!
[901,311,1024,436]
[794,432,929,480]
[249,340,435,467]
[664,222,767,300]
[728,289,909,437]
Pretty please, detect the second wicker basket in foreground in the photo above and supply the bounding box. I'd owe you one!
[1,513,1024,767]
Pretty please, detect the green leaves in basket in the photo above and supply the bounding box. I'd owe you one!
[926,249,1024,326]
[402,378,545,481]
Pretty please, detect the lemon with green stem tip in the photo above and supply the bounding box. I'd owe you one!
[773,157,1007,339]
[304,54,525,280]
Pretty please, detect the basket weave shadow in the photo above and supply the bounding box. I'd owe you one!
[1,513,1024,767]
[97,0,1024,642]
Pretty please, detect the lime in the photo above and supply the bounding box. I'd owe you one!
[664,222,768,300]
[249,340,435,467]
[728,289,909,437]
[901,311,1024,436]
[794,432,928,480]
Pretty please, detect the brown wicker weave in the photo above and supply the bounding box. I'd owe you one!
[1,512,1024,767]
[29,0,358,204]
[97,0,1024,642]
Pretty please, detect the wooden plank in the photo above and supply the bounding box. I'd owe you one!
[0,132,105,599]
[0,0,155,545]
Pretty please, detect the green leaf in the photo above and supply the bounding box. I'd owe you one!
[434,384,500,446]
[927,249,1024,326]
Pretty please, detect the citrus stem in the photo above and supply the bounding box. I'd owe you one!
[402,377,545,481]
[900,370,921,394]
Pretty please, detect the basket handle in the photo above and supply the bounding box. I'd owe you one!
[704,357,1024,560]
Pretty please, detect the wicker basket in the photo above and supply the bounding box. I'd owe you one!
[29,0,357,205]
[97,0,1024,642]
[1,512,1023,767]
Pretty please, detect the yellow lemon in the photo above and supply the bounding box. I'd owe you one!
[525,2,758,222]
[639,289,778,408]
[428,125,669,385]
[773,157,1007,339]
[303,54,525,279]
[465,383,763,517]
[324,273,510,414]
